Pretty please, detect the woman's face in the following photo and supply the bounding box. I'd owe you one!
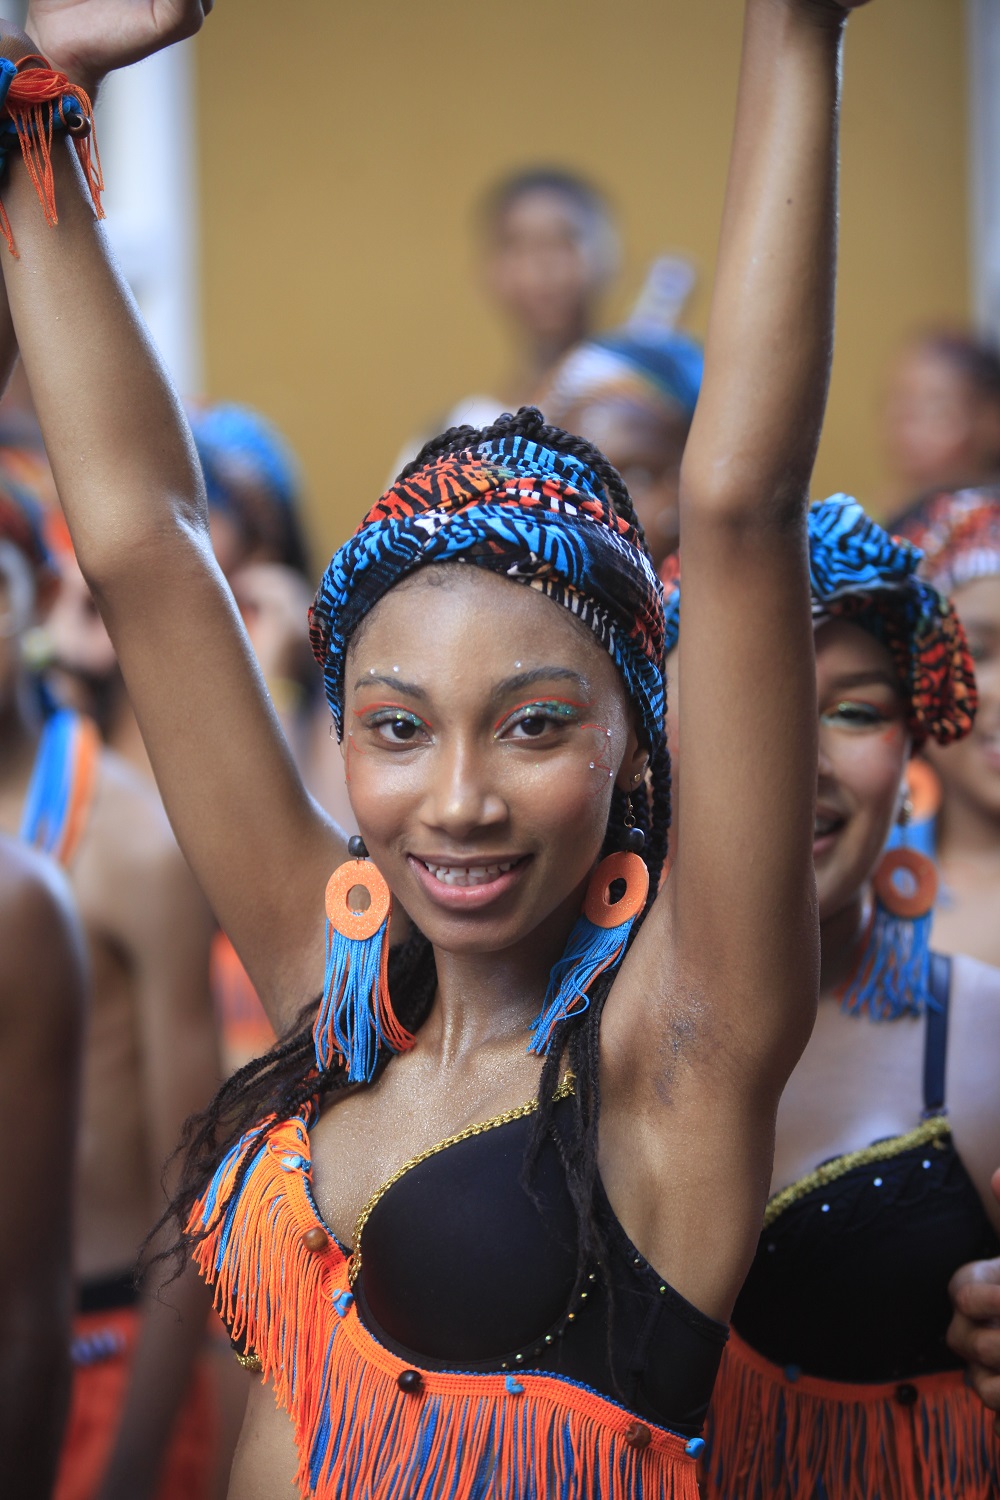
[813,620,910,922]
[926,574,1000,819]
[665,620,909,921]
[485,190,607,346]
[562,395,689,570]
[342,566,645,958]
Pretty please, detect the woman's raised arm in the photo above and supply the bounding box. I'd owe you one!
[0,12,347,1030]
[603,0,869,1310]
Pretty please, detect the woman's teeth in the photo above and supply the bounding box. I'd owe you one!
[423,860,517,887]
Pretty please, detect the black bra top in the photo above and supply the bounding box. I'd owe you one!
[733,955,1000,1383]
[352,1090,728,1437]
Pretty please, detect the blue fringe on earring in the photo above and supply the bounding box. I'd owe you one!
[314,856,413,1082]
[528,914,633,1054]
[839,849,939,1020]
[529,849,649,1055]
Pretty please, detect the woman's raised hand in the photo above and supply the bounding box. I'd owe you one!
[24,0,211,94]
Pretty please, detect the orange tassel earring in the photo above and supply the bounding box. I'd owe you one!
[314,837,414,1081]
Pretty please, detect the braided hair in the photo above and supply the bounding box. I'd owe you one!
[156,408,672,1311]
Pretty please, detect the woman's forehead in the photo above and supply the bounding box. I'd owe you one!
[347,564,617,680]
[814,617,897,678]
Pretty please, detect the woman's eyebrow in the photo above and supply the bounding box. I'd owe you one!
[353,672,427,698]
[494,666,592,698]
[829,669,899,690]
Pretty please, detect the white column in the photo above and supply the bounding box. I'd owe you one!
[967,0,1000,340]
[0,6,201,391]
[96,41,202,393]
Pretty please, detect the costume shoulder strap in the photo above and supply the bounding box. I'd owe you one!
[922,951,953,1117]
[20,708,101,868]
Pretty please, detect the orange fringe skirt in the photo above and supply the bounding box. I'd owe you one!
[702,1328,1000,1500]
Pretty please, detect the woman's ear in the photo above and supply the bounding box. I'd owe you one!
[615,733,648,794]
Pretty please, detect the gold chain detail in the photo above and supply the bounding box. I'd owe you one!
[349,1072,576,1285]
[763,1114,951,1229]
[233,1349,262,1372]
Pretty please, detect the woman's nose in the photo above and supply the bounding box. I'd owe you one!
[422,741,508,838]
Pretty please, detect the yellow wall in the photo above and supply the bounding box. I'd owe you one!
[194,0,970,564]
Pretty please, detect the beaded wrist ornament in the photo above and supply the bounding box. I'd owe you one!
[0,52,103,255]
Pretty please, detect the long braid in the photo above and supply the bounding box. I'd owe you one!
[159,405,672,1315]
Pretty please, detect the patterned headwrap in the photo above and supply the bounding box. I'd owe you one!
[543,329,703,427]
[894,485,1000,598]
[309,429,666,745]
[661,494,976,747]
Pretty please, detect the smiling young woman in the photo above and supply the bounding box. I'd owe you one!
[0,0,871,1495]
[662,497,1000,1497]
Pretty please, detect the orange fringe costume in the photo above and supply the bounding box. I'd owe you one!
[703,1329,999,1500]
[188,1108,704,1500]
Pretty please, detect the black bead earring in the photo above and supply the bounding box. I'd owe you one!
[622,795,645,854]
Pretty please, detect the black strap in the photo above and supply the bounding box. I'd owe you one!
[922,952,953,1117]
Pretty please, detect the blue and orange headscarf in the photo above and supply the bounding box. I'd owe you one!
[309,426,666,746]
[894,485,1000,598]
[661,495,977,747]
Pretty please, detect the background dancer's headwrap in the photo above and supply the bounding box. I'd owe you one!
[543,328,704,429]
[309,427,668,748]
[662,494,977,748]
[189,402,310,576]
[894,484,1000,597]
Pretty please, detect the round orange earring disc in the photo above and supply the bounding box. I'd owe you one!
[873,848,938,921]
[325,860,391,940]
[583,851,649,929]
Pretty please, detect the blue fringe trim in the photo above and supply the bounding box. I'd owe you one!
[528,911,633,1055]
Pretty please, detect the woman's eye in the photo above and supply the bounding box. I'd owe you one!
[823,701,884,728]
[364,711,428,744]
[515,714,549,738]
[497,701,583,740]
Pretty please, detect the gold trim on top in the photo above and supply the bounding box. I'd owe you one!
[349,1073,576,1285]
[763,1114,951,1230]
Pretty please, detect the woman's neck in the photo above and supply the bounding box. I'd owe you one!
[819,892,869,1001]
[422,893,581,1069]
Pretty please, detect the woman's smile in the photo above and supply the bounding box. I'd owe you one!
[408,852,532,908]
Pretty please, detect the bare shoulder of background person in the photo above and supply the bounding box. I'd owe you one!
[0,835,86,1500]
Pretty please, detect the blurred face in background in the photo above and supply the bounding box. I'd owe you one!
[44,547,117,715]
[484,189,611,352]
[561,394,690,570]
[884,342,1000,499]
[926,573,1000,823]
